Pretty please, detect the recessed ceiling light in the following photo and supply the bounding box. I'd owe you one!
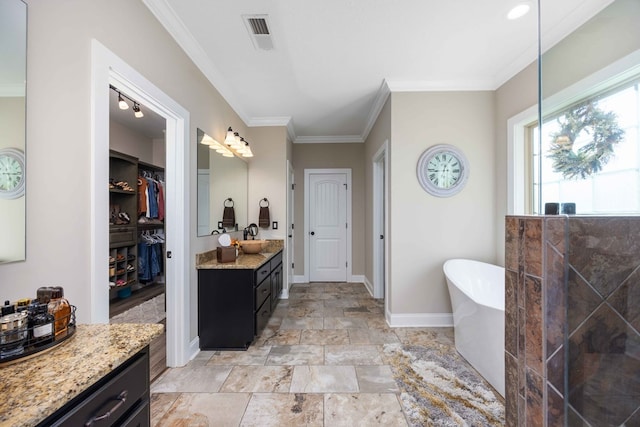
[507,3,531,20]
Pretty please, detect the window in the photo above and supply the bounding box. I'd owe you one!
[529,77,640,214]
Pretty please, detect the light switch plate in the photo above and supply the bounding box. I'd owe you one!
[272,221,278,229]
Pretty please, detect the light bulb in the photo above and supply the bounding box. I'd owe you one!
[118,94,129,110]
[224,127,236,146]
[507,3,530,20]
[133,103,144,118]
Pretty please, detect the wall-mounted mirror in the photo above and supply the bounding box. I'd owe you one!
[0,0,27,263]
[197,128,248,236]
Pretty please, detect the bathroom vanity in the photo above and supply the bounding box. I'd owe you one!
[196,243,283,350]
[0,323,163,427]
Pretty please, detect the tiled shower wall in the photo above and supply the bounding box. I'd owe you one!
[505,216,640,426]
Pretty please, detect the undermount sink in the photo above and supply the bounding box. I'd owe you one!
[239,240,265,254]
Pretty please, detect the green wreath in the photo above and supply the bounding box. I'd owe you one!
[546,101,625,180]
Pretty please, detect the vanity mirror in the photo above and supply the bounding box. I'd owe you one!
[196,128,248,236]
[0,0,27,263]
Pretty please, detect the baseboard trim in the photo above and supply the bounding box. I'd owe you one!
[363,276,374,296]
[293,274,366,284]
[188,337,200,362]
[350,274,365,283]
[386,311,453,327]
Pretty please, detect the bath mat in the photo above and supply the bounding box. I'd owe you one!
[110,293,165,324]
[383,343,504,427]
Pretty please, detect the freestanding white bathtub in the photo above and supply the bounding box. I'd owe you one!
[443,259,505,397]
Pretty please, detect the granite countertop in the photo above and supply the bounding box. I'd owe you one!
[196,239,284,270]
[196,250,282,270]
[0,323,164,427]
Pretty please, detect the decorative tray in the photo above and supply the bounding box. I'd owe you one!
[0,305,76,366]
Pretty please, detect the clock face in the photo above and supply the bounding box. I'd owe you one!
[417,144,469,197]
[426,151,462,189]
[0,148,25,199]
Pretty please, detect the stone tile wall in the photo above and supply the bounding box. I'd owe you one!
[505,215,640,426]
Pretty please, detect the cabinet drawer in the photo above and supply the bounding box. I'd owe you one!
[270,252,283,270]
[255,298,272,334]
[255,263,271,284]
[255,277,271,310]
[110,227,136,246]
[120,399,150,427]
[52,352,148,426]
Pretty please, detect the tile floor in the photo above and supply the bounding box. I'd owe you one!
[151,282,456,426]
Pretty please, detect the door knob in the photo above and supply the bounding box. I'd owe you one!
[310,231,315,236]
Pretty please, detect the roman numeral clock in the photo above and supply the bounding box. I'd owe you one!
[416,144,469,197]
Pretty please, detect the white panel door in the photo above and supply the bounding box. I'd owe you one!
[309,173,347,282]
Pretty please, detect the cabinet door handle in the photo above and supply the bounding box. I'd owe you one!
[262,288,268,294]
[85,390,128,426]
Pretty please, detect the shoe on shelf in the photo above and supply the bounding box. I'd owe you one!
[118,212,131,224]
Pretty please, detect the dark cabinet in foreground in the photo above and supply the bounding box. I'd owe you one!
[198,250,283,350]
[41,346,150,427]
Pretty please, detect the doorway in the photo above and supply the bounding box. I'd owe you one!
[285,160,294,297]
[91,40,191,368]
[304,169,352,282]
[373,141,389,303]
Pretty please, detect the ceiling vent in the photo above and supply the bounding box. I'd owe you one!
[242,14,274,50]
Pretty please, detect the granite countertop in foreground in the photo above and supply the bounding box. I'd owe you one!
[196,239,284,270]
[0,323,164,427]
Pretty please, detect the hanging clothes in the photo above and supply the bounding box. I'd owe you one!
[138,172,163,221]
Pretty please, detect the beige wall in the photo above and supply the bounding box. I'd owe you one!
[246,126,288,241]
[494,62,538,264]
[364,97,391,288]
[0,0,249,340]
[291,143,366,277]
[0,97,26,262]
[109,120,154,160]
[389,91,496,316]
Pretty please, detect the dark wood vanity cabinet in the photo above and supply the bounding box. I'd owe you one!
[41,346,151,427]
[198,250,283,350]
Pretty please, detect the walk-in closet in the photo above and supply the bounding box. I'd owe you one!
[108,85,167,381]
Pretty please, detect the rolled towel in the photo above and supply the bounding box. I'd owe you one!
[259,198,270,228]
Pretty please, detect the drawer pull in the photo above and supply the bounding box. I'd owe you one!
[85,390,128,426]
[262,288,268,294]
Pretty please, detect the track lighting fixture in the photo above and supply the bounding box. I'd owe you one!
[133,103,144,118]
[110,85,144,119]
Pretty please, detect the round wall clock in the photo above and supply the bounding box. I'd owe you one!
[0,147,25,199]
[416,144,469,197]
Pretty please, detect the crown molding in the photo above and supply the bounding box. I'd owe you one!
[360,79,391,142]
[294,135,364,144]
[247,116,296,142]
[141,0,251,125]
[0,83,25,97]
[248,116,291,127]
[385,79,496,92]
